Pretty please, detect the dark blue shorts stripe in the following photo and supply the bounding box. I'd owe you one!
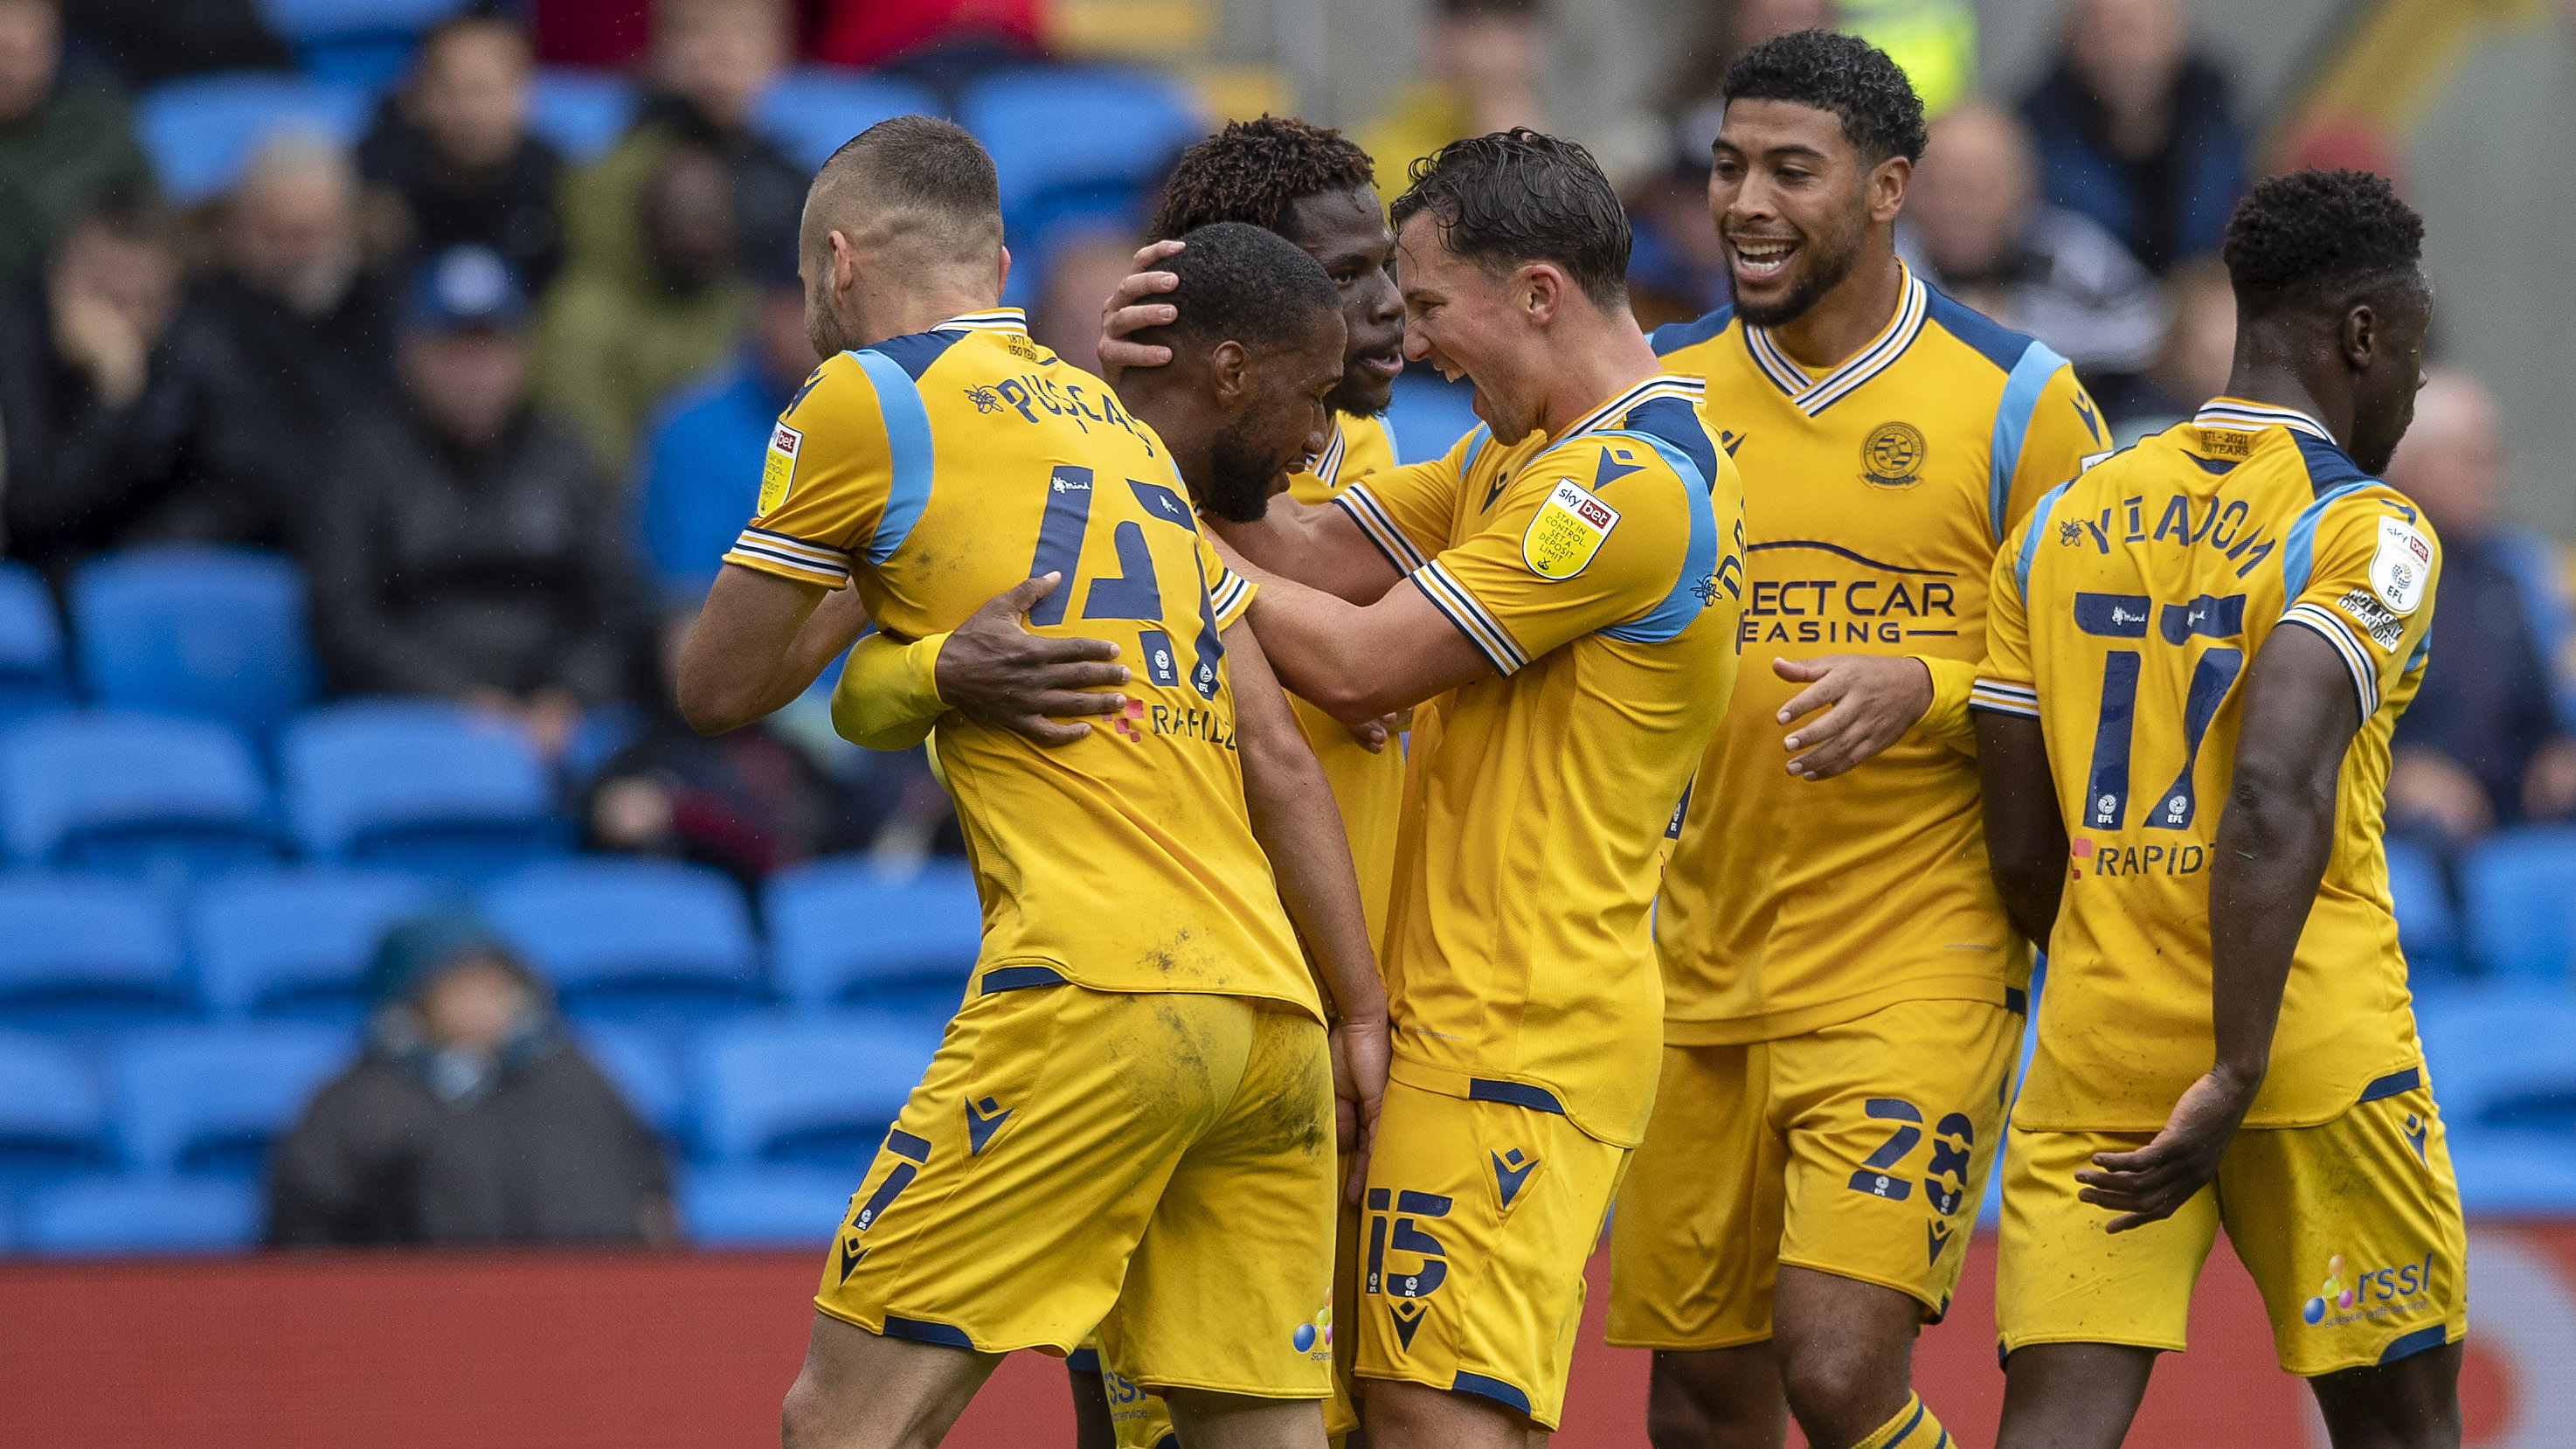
[881,1315,974,1348]
[1063,1347,1100,1373]
[884,1128,931,1162]
[2376,1324,2449,1365]
[980,965,1067,994]
[2358,1066,2422,1104]
[1467,1078,1565,1113]
[1449,1370,1532,1415]
[2005,986,2028,1015]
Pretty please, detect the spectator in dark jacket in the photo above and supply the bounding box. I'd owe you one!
[62,0,287,86]
[2386,370,2576,851]
[307,246,642,761]
[2018,0,2246,275]
[267,911,675,1246]
[359,15,565,293]
[0,191,288,572]
[0,0,153,288]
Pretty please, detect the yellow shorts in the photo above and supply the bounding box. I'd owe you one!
[1608,997,2023,1348]
[1077,1170,1366,1448]
[1350,1077,1631,1431]
[814,969,1337,1400]
[1998,1073,2467,1377]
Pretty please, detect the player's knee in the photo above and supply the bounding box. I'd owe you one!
[779,1365,834,1449]
[1777,1338,1902,1434]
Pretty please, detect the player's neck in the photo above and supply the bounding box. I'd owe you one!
[1533,310,1663,442]
[846,283,1004,350]
[1762,239,1906,373]
[2225,356,2351,454]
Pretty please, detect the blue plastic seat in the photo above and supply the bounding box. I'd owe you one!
[481,859,764,1022]
[282,701,564,879]
[960,67,1201,300]
[190,868,443,1022]
[0,1031,112,1184]
[2385,836,2461,982]
[767,857,980,1014]
[2441,1130,2576,1217]
[0,875,190,1032]
[571,1019,688,1141]
[1383,371,1479,466]
[528,68,638,164]
[256,0,470,90]
[17,1175,264,1257]
[71,546,320,745]
[0,561,68,720]
[0,713,282,880]
[110,1025,353,1178]
[2416,991,2576,1133]
[2460,827,2576,981]
[135,73,373,205]
[689,1016,940,1170]
[682,1165,855,1247]
[752,69,940,173]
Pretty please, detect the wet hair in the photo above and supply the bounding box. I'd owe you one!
[1130,220,1339,356]
[1389,128,1629,310]
[806,114,1001,263]
[1149,115,1376,241]
[2222,168,2425,318]
[1722,28,1928,165]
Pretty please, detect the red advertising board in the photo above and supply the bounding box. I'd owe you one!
[3,1229,2562,1446]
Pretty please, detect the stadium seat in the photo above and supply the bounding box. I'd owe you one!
[2441,1132,2576,1217]
[2418,991,2576,1133]
[0,562,68,719]
[0,875,191,1032]
[1383,371,1481,466]
[571,1020,688,1141]
[480,859,765,1022]
[959,67,1201,301]
[689,1016,940,1169]
[110,1025,354,1178]
[135,73,373,205]
[752,69,940,173]
[191,868,444,1022]
[681,1166,855,1247]
[282,701,565,879]
[256,0,468,87]
[2386,836,2462,983]
[766,856,980,1014]
[529,68,638,163]
[0,713,283,880]
[71,546,320,745]
[2459,827,2576,981]
[17,1175,263,1257]
[0,1031,113,1184]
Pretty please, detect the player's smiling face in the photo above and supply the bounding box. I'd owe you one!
[1395,212,1545,441]
[1709,98,1906,328]
[1283,186,1405,418]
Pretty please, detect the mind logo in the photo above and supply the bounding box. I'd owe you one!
[1290,1303,1333,1356]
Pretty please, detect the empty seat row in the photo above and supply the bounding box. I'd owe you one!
[0,547,315,740]
[0,1010,940,1192]
[0,855,983,1031]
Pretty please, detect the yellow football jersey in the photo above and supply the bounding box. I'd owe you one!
[1285,412,1406,949]
[723,309,1317,1019]
[1649,263,2108,1043]
[1975,399,2440,1130]
[1333,374,1745,1147]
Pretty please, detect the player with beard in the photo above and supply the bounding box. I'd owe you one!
[1605,31,2109,1449]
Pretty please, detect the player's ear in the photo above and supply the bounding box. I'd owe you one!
[1870,155,1911,225]
[2341,302,2378,374]
[1520,263,1562,326]
[1209,339,1252,406]
[994,244,1011,298]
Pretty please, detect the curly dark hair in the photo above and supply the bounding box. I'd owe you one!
[1149,115,1377,241]
[1721,28,1927,164]
[2222,169,2425,316]
[1389,128,1629,309]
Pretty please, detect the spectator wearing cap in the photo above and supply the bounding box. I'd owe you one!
[307,246,646,760]
[267,910,675,1246]
[358,14,567,293]
[2019,0,2247,275]
[535,141,748,478]
[1900,98,2164,406]
[2386,370,2576,853]
[0,0,152,288]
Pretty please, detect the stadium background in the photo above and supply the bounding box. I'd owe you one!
[3,0,2576,1444]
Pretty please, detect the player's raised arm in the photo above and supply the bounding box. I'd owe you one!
[676,566,873,735]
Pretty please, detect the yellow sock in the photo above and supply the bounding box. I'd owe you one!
[1852,1393,1952,1449]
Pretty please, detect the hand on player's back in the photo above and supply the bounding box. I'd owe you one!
[1773,655,1935,780]
[1093,239,1187,384]
[936,574,1131,746]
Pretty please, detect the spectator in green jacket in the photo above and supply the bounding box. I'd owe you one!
[0,0,154,287]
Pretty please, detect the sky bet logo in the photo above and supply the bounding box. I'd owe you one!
[2302,1251,2435,1328]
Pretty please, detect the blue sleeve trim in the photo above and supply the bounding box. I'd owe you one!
[2280,480,2382,600]
[1649,304,1735,357]
[1594,429,1719,645]
[2015,478,2076,603]
[1459,422,1492,477]
[851,347,938,567]
[1989,343,2071,543]
[1466,1078,1566,1113]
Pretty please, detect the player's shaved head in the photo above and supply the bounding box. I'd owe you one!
[802,114,1001,278]
[1391,128,1630,311]
[1130,221,1340,358]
